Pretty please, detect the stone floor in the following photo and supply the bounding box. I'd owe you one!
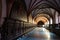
[17,27,60,40]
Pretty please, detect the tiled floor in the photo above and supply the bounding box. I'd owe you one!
[17,27,60,40]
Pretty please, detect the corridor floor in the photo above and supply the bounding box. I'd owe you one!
[17,27,60,40]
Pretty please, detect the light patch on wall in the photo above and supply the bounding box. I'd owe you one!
[33,16,49,24]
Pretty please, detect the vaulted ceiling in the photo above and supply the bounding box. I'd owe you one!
[9,0,60,16]
[24,0,60,13]
[7,0,60,23]
[24,0,60,24]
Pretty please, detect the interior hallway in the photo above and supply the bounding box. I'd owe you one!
[0,0,60,40]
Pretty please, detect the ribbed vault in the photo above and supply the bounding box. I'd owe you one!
[8,0,60,24]
[9,0,60,17]
[24,0,60,16]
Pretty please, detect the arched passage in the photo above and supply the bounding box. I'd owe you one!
[1,0,60,40]
[37,21,44,25]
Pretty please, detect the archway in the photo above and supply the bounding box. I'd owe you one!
[37,21,44,25]
[37,21,44,27]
